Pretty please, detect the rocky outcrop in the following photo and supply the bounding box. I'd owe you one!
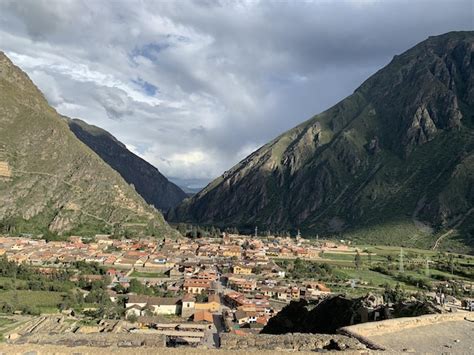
[261,295,388,335]
[11,333,166,348]
[339,312,469,338]
[220,333,365,351]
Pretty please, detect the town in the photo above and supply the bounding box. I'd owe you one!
[0,231,473,350]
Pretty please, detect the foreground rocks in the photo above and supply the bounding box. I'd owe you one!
[220,333,366,351]
[10,333,166,348]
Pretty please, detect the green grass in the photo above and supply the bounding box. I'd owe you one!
[333,268,415,289]
[0,317,13,328]
[322,252,384,263]
[0,290,64,313]
[0,277,27,289]
[0,316,15,342]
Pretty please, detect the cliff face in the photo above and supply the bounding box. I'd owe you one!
[0,52,177,237]
[170,32,474,249]
[67,118,187,211]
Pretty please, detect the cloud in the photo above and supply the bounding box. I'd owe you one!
[0,0,472,188]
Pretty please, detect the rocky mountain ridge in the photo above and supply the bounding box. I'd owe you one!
[67,118,187,211]
[170,31,474,250]
[0,51,177,237]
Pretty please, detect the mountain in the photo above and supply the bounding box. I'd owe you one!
[67,118,187,211]
[0,51,177,238]
[170,31,474,251]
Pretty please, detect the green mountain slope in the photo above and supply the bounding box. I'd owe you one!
[0,52,177,237]
[67,118,187,211]
[170,31,474,251]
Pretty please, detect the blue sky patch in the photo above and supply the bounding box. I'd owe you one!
[132,77,158,96]
[130,42,170,62]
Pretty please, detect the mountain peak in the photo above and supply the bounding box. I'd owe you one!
[0,52,177,237]
[170,31,474,252]
[67,117,187,211]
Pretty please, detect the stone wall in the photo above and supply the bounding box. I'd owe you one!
[220,333,365,351]
[339,312,469,338]
[10,333,166,348]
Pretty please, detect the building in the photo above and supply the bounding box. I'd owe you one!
[182,294,196,319]
[126,295,182,316]
[183,278,212,294]
[195,294,221,313]
[232,264,253,275]
[193,309,214,323]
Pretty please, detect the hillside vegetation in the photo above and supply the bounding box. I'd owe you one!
[0,52,177,238]
[67,118,187,211]
[171,32,474,252]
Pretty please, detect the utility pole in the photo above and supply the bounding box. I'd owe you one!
[255,226,258,238]
[399,247,404,273]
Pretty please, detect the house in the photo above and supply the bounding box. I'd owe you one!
[305,282,331,297]
[193,309,214,323]
[107,289,118,303]
[222,246,241,258]
[288,286,300,300]
[228,277,257,293]
[232,264,253,275]
[183,278,212,294]
[195,294,220,313]
[182,294,196,319]
[125,304,143,318]
[126,295,182,316]
[149,297,182,315]
[246,311,257,323]
[235,310,249,325]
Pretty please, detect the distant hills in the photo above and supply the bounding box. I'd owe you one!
[67,118,187,211]
[0,52,177,238]
[170,31,474,251]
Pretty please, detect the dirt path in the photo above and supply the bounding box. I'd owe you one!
[432,208,474,250]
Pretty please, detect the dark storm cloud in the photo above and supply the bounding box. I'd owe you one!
[0,0,472,188]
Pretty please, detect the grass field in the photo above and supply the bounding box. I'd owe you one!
[278,243,474,295]
[333,268,415,289]
[0,317,15,341]
[0,318,13,328]
[0,290,64,313]
[0,277,27,289]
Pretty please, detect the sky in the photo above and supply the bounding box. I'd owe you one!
[0,0,472,189]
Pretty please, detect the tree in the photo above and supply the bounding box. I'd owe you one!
[113,283,126,294]
[383,283,405,303]
[0,302,14,314]
[177,223,187,235]
[448,254,455,275]
[364,249,372,265]
[195,291,208,303]
[354,251,362,270]
[128,279,153,295]
[127,313,138,323]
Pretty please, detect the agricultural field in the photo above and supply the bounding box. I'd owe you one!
[0,316,15,341]
[278,244,474,297]
[0,290,65,314]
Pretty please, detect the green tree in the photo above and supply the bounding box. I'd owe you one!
[354,251,362,270]
[127,313,138,323]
